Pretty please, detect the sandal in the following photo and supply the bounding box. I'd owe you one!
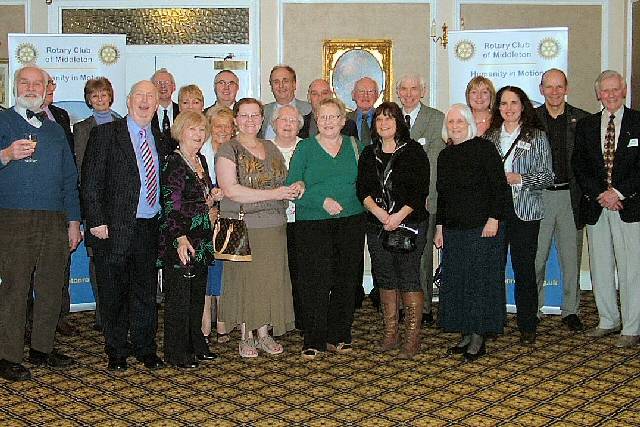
[257,336,283,355]
[301,348,320,360]
[239,339,258,358]
[327,342,353,354]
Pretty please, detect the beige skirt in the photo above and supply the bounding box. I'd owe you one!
[219,225,295,336]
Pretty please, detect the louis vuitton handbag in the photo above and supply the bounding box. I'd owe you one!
[212,146,252,262]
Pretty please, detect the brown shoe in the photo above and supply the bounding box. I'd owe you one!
[379,289,400,351]
[56,318,77,336]
[399,291,424,359]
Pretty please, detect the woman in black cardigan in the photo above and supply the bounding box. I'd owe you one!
[356,101,430,359]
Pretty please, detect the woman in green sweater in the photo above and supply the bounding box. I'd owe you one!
[287,98,365,360]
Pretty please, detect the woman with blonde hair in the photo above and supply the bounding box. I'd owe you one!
[465,76,496,136]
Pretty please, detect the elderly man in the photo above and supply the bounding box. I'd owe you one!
[535,69,589,331]
[206,70,239,111]
[82,80,171,371]
[299,79,357,139]
[261,65,311,140]
[0,65,81,381]
[573,70,640,348]
[150,68,179,139]
[395,73,444,325]
[346,77,380,146]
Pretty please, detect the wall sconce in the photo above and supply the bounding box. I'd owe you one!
[431,19,448,49]
[45,0,53,5]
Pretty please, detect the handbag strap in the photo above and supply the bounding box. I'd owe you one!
[374,140,408,212]
[501,132,522,164]
[233,144,245,218]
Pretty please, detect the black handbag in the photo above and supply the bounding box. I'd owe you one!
[375,140,417,253]
[213,146,252,262]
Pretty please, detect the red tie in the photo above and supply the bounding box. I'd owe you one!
[604,114,615,189]
[139,129,158,206]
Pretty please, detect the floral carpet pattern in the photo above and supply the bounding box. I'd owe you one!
[1,292,640,426]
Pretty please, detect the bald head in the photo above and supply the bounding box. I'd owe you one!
[539,68,568,112]
[307,79,333,112]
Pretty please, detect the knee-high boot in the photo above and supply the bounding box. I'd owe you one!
[399,291,424,359]
[379,289,400,351]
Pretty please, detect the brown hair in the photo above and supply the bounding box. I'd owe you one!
[171,111,210,142]
[84,77,114,109]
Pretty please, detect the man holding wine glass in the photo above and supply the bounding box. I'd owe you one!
[0,65,82,382]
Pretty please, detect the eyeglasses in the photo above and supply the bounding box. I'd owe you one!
[47,79,57,86]
[237,113,261,121]
[355,89,377,96]
[318,114,342,122]
[276,117,298,124]
[215,80,238,87]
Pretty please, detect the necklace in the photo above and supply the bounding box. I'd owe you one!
[176,149,210,198]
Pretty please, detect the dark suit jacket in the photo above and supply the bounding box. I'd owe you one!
[73,112,121,178]
[299,112,358,139]
[572,107,640,225]
[49,104,74,156]
[536,103,590,228]
[81,117,170,254]
[151,101,179,152]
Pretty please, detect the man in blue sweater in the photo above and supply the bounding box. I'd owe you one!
[0,65,82,381]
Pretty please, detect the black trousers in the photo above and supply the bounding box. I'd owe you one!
[163,265,208,364]
[504,217,540,333]
[286,222,304,330]
[93,218,159,359]
[295,214,365,350]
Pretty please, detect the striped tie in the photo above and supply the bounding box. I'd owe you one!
[139,129,158,206]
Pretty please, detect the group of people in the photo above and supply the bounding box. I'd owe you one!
[1,60,638,382]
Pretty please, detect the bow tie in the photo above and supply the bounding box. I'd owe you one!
[26,109,48,122]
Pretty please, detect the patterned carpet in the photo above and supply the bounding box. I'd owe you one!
[1,292,640,426]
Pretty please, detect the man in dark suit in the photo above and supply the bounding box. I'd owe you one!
[81,80,169,371]
[573,70,640,348]
[396,73,445,325]
[42,74,74,155]
[346,77,379,146]
[534,69,589,331]
[298,79,357,139]
[150,68,179,144]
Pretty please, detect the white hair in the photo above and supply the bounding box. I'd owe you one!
[395,73,426,92]
[441,103,477,143]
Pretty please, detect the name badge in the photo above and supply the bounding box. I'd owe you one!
[629,138,639,147]
[418,138,426,146]
[517,141,530,150]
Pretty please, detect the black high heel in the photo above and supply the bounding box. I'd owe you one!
[463,341,486,362]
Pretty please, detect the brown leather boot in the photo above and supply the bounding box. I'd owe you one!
[399,291,424,359]
[379,289,400,351]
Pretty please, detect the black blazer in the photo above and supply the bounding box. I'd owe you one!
[151,101,180,152]
[536,103,590,228]
[49,104,74,156]
[572,107,640,225]
[298,111,358,139]
[81,117,171,254]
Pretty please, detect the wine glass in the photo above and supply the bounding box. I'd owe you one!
[182,257,196,279]
[23,133,38,163]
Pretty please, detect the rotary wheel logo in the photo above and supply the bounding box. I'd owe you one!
[455,40,475,61]
[538,38,560,59]
[99,45,120,65]
[16,43,38,64]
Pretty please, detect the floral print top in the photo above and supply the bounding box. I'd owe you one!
[158,151,214,268]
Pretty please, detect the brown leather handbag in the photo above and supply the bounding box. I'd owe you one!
[213,209,252,261]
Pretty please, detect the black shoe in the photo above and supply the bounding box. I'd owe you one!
[93,323,103,332]
[519,331,536,345]
[28,349,75,368]
[107,357,128,371]
[171,361,199,369]
[447,344,469,355]
[137,354,165,370]
[463,342,486,362]
[422,312,433,326]
[0,359,31,381]
[354,285,365,310]
[196,352,218,361]
[369,288,380,311]
[399,309,405,323]
[561,314,585,332]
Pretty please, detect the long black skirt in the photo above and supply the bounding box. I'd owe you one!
[439,225,506,335]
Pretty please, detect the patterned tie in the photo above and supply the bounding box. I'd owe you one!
[139,129,158,206]
[162,109,170,135]
[604,114,615,189]
[361,114,371,145]
[405,114,411,129]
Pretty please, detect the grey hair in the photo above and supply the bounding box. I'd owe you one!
[441,103,477,143]
[594,70,626,95]
[13,64,47,98]
[352,77,379,95]
[271,104,304,130]
[150,68,175,85]
[395,73,426,92]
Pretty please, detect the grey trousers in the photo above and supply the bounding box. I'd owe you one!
[535,189,582,316]
[419,214,437,314]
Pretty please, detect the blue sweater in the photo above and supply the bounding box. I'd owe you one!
[0,108,80,221]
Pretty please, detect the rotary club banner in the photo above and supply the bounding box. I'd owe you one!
[448,27,568,106]
[7,34,127,119]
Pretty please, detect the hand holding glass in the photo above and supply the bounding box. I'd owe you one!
[23,133,38,163]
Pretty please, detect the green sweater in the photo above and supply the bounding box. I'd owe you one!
[286,135,364,221]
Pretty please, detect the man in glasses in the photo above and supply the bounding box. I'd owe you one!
[347,77,380,146]
[206,70,240,111]
[150,68,179,143]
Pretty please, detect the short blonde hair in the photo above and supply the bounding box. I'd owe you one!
[316,97,346,118]
[178,84,204,105]
[171,110,210,142]
[464,76,496,110]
